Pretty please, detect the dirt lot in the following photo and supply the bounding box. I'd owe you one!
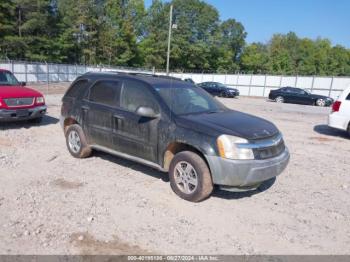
[0,94,349,255]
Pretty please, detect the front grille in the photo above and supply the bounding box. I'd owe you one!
[253,138,285,160]
[4,97,34,107]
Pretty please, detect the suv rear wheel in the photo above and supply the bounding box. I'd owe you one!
[65,124,92,158]
[169,151,213,202]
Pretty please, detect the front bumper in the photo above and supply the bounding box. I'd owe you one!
[206,148,290,188]
[0,106,47,122]
[228,91,239,97]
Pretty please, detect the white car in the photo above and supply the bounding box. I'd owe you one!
[328,87,350,136]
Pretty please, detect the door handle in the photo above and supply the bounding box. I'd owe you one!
[113,114,125,120]
[81,105,90,111]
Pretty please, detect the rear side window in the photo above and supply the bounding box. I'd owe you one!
[346,93,350,100]
[65,79,88,98]
[121,80,159,113]
[89,80,121,107]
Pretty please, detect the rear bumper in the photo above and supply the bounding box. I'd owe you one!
[206,148,290,188]
[0,106,47,122]
[328,113,349,131]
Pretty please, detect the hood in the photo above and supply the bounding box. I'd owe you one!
[177,110,279,140]
[0,85,43,99]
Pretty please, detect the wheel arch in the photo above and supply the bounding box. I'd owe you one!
[63,117,79,134]
[162,141,211,172]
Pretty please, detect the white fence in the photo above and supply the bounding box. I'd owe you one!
[1,60,350,99]
[170,72,350,99]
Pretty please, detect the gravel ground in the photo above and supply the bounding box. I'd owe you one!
[0,94,349,255]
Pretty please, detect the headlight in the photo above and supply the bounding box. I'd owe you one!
[36,96,45,104]
[217,135,254,160]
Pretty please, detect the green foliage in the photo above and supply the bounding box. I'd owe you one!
[241,43,269,73]
[241,33,350,76]
[0,0,349,76]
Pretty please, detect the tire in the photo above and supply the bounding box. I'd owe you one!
[316,98,326,107]
[275,96,284,103]
[29,117,43,124]
[219,91,227,98]
[65,124,92,158]
[347,123,350,137]
[169,151,213,202]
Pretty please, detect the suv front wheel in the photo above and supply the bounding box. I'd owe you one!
[65,124,92,158]
[169,151,213,202]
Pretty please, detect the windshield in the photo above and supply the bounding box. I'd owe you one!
[156,85,226,115]
[0,71,20,86]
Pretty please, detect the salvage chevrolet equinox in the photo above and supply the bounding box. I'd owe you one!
[61,72,290,202]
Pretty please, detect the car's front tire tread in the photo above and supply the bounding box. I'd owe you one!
[169,151,213,202]
[275,96,284,103]
[65,124,92,158]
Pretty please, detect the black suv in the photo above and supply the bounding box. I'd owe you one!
[61,72,289,202]
[197,82,239,98]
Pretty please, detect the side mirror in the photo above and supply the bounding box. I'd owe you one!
[20,82,26,86]
[136,106,159,118]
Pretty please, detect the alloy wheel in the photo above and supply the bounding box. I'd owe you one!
[174,161,198,194]
[68,130,81,154]
[276,96,284,103]
[316,99,326,107]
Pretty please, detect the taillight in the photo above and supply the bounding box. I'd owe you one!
[332,101,341,112]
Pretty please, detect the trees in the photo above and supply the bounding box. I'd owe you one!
[216,19,246,71]
[0,1,349,76]
[166,0,220,70]
[0,1,20,59]
[14,0,60,61]
[240,32,350,76]
[328,45,350,76]
[138,0,168,69]
[241,43,269,73]
[0,0,58,60]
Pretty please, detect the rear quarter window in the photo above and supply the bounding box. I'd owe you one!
[64,79,89,99]
[346,93,350,100]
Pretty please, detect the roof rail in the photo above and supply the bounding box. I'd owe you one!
[128,72,181,81]
[86,70,182,81]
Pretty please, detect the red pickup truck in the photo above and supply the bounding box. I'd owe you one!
[0,69,46,123]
